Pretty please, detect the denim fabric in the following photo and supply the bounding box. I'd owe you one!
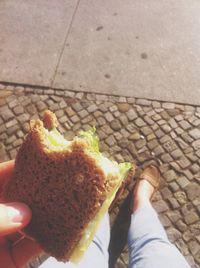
[39,206,191,268]
[128,206,191,268]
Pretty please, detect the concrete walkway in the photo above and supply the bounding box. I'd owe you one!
[1,1,200,105]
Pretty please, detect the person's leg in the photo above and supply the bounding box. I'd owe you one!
[128,167,191,268]
[39,213,110,268]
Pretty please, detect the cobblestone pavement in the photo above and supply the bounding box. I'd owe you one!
[0,84,200,268]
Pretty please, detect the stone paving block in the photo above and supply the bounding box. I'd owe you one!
[163,140,178,153]
[174,191,187,205]
[110,119,122,131]
[78,109,88,119]
[127,97,135,104]
[126,108,137,121]
[175,220,188,233]
[120,129,130,139]
[82,115,94,124]
[177,157,191,169]
[143,115,154,125]
[55,110,64,118]
[170,149,183,160]
[161,153,173,163]
[167,210,181,223]
[183,229,194,244]
[177,176,190,189]
[160,124,171,133]
[114,111,121,118]
[152,101,161,108]
[135,139,146,150]
[168,118,178,128]
[160,110,170,120]
[135,98,151,106]
[156,119,165,126]
[17,113,30,123]
[179,120,191,130]
[184,212,199,225]
[181,132,194,143]
[155,129,165,138]
[185,183,200,201]
[147,139,159,150]
[183,170,194,181]
[126,123,137,134]
[105,112,114,122]
[7,125,20,136]
[71,102,83,113]
[129,132,140,141]
[51,95,62,103]
[16,130,24,138]
[153,145,165,156]
[87,104,98,113]
[167,227,182,243]
[190,163,200,174]
[162,102,175,109]
[189,128,200,139]
[167,197,180,209]
[1,108,14,121]
[109,105,118,113]
[152,113,162,121]
[192,119,200,127]
[13,105,24,115]
[117,103,130,113]
[134,118,146,127]
[101,125,113,135]
[175,127,184,135]
[97,117,106,126]
[105,135,116,146]
[140,126,152,136]
[65,107,75,117]
[161,187,172,199]
[153,200,169,213]
[59,115,68,124]
[188,241,199,256]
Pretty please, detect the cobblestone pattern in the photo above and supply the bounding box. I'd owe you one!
[0,84,200,268]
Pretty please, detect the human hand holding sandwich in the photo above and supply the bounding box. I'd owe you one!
[0,160,41,268]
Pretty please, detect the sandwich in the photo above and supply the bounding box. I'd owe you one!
[3,110,134,263]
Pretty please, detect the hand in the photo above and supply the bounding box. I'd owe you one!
[0,160,42,268]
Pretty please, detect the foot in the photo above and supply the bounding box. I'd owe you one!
[132,165,160,212]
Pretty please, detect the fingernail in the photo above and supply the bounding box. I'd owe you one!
[7,206,23,223]
[6,203,31,224]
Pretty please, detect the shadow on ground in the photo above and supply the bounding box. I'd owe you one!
[109,192,132,268]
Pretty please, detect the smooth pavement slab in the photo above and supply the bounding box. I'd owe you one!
[0,0,78,86]
[53,0,200,105]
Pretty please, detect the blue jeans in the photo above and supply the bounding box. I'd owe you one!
[39,206,190,268]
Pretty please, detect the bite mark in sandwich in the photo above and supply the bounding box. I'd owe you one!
[3,110,134,263]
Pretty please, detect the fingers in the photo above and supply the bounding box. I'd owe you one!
[0,160,15,195]
[0,160,15,180]
[11,237,42,268]
[0,236,41,268]
[0,202,32,236]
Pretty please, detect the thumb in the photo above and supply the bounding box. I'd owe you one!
[0,202,32,236]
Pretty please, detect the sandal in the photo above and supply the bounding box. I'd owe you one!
[137,164,161,200]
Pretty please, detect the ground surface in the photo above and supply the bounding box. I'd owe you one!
[1,1,200,104]
[0,84,199,268]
